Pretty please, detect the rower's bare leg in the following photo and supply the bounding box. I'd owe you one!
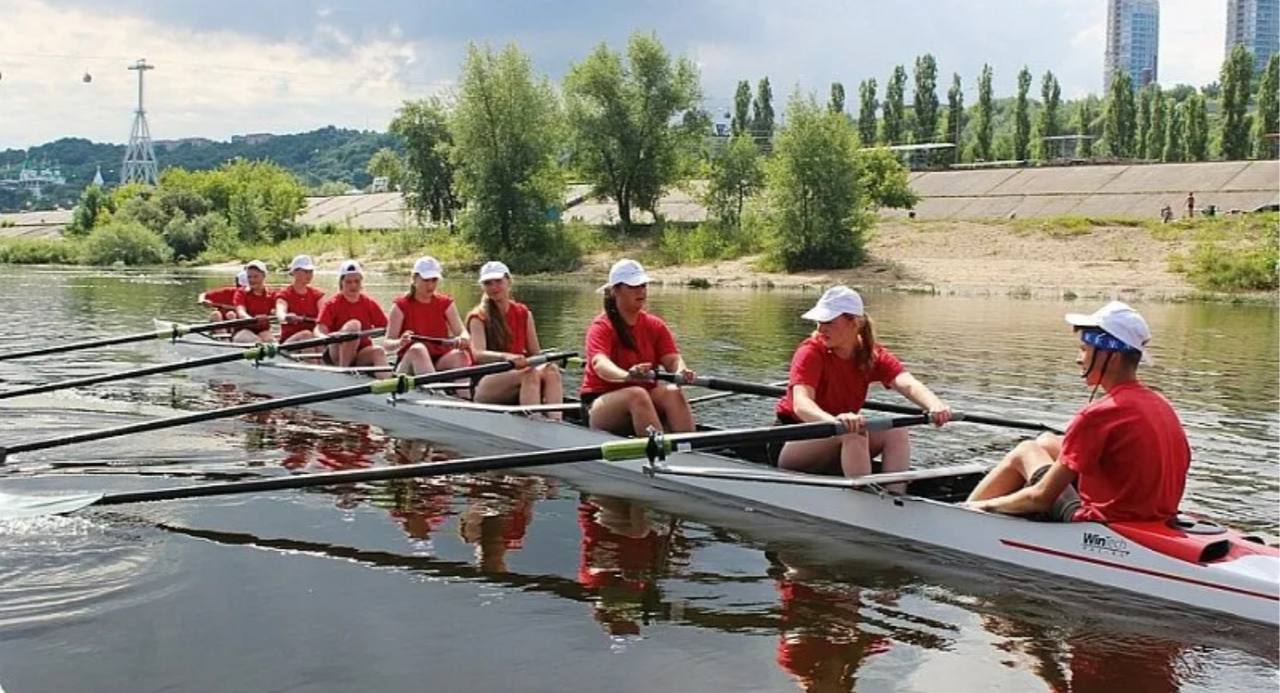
[869,427,910,492]
[282,329,319,354]
[328,319,362,367]
[435,349,472,398]
[649,383,694,433]
[965,433,1060,502]
[588,387,661,436]
[839,432,874,477]
[355,345,391,379]
[777,437,843,474]
[538,364,564,421]
[396,343,434,376]
[232,328,260,344]
[474,369,523,403]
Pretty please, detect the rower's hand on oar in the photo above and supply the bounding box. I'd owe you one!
[835,412,866,435]
[509,354,530,370]
[676,367,697,384]
[454,333,471,351]
[626,363,655,381]
[283,312,304,325]
[398,330,416,348]
[928,403,953,427]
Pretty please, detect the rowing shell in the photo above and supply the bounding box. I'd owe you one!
[157,322,1280,626]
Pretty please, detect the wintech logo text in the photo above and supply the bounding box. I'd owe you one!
[1081,532,1130,557]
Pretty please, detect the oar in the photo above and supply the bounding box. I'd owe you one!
[0,418,910,519]
[0,329,385,400]
[0,316,273,363]
[0,350,578,464]
[652,372,1063,434]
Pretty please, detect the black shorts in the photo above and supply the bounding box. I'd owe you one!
[580,391,603,424]
[1028,465,1083,522]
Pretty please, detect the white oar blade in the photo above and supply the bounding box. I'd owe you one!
[0,491,102,520]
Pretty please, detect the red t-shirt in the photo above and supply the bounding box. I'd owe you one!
[233,287,275,332]
[392,293,457,359]
[316,293,388,350]
[580,311,680,395]
[273,286,325,341]
[1058,382,1190,523]
[467,301,531,356]
[202,285,239,308]
[775,336,904,420]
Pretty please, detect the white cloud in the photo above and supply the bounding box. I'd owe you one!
[1160,0,1229,87]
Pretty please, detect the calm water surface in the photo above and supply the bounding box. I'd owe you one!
[0,267,1276,693]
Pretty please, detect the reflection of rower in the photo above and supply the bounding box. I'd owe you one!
[385,440,454,541]
[458,477,537,574]
[577,494,679,636]
[768,552,891,693]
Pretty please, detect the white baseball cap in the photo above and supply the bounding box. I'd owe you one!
[235,270,249,287]
[598,258,650,293]
[338,259,363,278]
[478,260,511,283]
[412,256,443,280]
[244,260,268,275]
[1065,301,1153,364]
[288,254,315,272]
[801,285,866,322]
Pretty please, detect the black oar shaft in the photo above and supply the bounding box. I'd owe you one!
[0,317,267,362]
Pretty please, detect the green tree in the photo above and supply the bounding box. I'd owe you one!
[912,54,939,146]
[857,78,878,144]
[1076,97,1098,157]
[705,134,764,230]
[943,73,965,163]
[829,81,846,114]
[881,65,907,145]
[1013,66,1033,160]
[752,77,775,143]
[67,185,115,236]
[1219,43,1255,159]
[365,147,405,191]
[1146,85,1166,159]
[1185,92,1210,161]
[1163,99,1186,162]
[1103,70,1136,157]
[389,97,458,224]
[732,80,752,136]
[765,92,869,270]
[452,43,564,256]
[1033,71,1062,160]
[855,148,918,210]
[974,64,995,160]
[564,32,701,234]
[1136,85,1153,159]
[1254,54,1279,158]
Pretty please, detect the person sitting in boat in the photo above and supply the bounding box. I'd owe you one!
[965,301,1189,522]
[198,269,247,326]
[775,286,952,479]
[315,260,391,378]
[466,261,564,420]
[231,260,275,343]
[580,259,696,436]
[384,256,471,377]
[273,254,324,348]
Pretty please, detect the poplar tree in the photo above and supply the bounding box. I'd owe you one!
[829,81,846,114]
[974,64,994,160]
[752,77,775,142]
[1033,71,1061,160]
[1136,86,1153,159]
[1219,44,1254,159]
[1103,69,1136,157]
[1163,99,1185,162]
[1146,85,1166,160]
[1254,54,1279,158]
[857,78,878,144]
[732,80,752,136]
[1075,97,1097,157]
[882,65,907,145]
[912,54,939,145]
[944,73,965,162]
[1185,92,1209,161]
[1013,66,1032,160]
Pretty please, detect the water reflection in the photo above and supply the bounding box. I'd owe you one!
[578,495,683,637]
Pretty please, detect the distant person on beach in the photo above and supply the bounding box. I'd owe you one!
[1160,205,1173,223]
[1185,192,1196,219]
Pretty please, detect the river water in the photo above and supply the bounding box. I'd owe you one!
[0,267,1275,692]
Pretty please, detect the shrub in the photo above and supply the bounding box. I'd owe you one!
[0,237,81,264]
[1179,239,1278,291]
[164,212,230,261]
[81,220,173,265]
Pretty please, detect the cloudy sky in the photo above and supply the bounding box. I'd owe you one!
[0,0,1230,149]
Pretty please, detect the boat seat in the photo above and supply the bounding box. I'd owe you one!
[1167,513,1228,536]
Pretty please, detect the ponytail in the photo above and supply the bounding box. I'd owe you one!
[603,287,636,351]
[470,295,511,352]
[854,314,877,372]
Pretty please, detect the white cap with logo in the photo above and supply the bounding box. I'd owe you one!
[235,270,249,287]
[412,256,443,280]
[1065,301,1153,364]
[244,259,268,275]
[801,285,865,322]
[598,258,650,293]
[478,260,511,283]
[288,254,315,272]
[338,259,363,278]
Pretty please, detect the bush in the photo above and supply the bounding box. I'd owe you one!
[164,212,230,261]
[655,218,764,265]
[1178,239,1278,291]
[0,237,81,264]
[81,221,173,265]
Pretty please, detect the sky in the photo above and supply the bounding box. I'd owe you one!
[0,0,1232,150]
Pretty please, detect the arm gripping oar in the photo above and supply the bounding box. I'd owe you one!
[0,350,578,464]
[0,316,274,363]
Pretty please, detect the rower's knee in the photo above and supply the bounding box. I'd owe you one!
[405,343,429,359]
[540,364,561,383]
[341,319,361,332]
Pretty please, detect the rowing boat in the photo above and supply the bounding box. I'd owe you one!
[155,321,1280,626]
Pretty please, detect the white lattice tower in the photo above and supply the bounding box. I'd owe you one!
[121,59,158,186]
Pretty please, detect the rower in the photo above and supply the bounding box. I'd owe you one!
[314,260,391,378]
[274,254,324,348]
[775,286,952,479]
[384,256,471,377]
[466,261,564,420]
[231,260,274,343]
[580,259,696,436]
[965,301,1189,522]
[198,269,246,326]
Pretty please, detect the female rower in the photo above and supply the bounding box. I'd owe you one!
[775,286,951,479]
[466,261,564,420]
[274,254,324,347]
[315,260,390,378]
[231,260,274,343]
[580,259,696,436]
[385,256,471,376]
[198,269,246,325]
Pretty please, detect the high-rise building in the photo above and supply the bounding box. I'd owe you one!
[1104,0,1161,91]
[1226,0,1279,73]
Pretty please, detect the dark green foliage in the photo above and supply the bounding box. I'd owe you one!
[882,65,908,145]
[1034,71,1062,160]
[830,82,846,114]
[732,80,752,136]
[1219,44,1255,160]
[1103,70,1136,157]
[81,220,173,265]
[389,98,458,224]
[1013,66,1032,160]
[67,185,115,237]
[1185,92,1209,161]
[705,135,764,230]
[857,79,878,145]
[974,64,994,160]
[752,77,775,142]
[1145,85,1166,159]
[944,73,964,162]
[1163,100,1186,162]
[1254,55,1279,158]
[913,54,939,146]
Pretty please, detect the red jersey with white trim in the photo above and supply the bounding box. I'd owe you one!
[202,286,239,307]
[233,287,275,332]
[467,301,531,356]
[392,293,456,359]
[273,285,325,341]
[580,311,679,395]
[775,336,904,420]
[316,293,387,350]
[1058,381,1189,523]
